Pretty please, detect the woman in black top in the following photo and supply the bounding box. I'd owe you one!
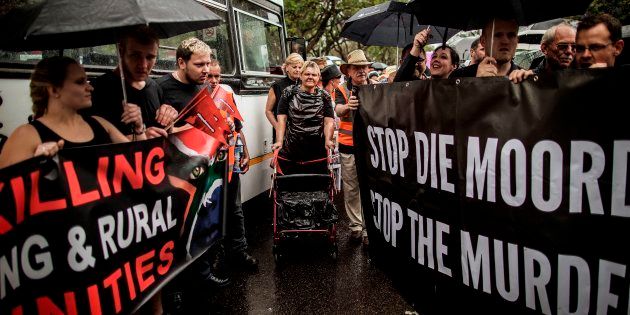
[0,57,134,168]
[265,53,304,139]
[272,61,335,175]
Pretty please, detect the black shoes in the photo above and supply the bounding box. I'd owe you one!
[204,271,231,288]
[229,251,259,271]
[350,230,362,243]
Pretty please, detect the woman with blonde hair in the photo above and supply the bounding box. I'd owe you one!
[272,61,334,175]
[0,56,154,168]
[265,53,303,140]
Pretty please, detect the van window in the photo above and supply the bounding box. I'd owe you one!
[236,11,284,75]
[156,8,234,74]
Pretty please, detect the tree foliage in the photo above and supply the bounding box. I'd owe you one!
[285,0,398,64]
[587,0,630,24]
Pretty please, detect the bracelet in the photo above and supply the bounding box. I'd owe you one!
[134,124,146,135]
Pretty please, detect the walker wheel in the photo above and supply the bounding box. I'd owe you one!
[329,242,338,261]
[273,244,283,264]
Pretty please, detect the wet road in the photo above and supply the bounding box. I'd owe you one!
[184,194,415,314]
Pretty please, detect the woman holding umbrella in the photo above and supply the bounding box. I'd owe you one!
[0,56,154,168]
[272,61,335,175]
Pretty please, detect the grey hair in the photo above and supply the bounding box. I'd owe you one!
[540,22,576,45]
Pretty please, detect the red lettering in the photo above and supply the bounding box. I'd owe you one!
[145,147,165,185]
[123,262,136,300]
[112,152,143,194]
[29,171,67,215]
[158,241,174,275]
[10,177,25,224]
[87,284,102,315]
[33,292,78,315]
[64,161,100,207]
[135,250,155,292]
[64,292,78,315]
[103,269,123,313]
[0,182,12,234]
[10,305,23,315]
[97,157,112,198]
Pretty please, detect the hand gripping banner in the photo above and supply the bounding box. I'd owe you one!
[0,128,224,314]
[354,67,630,315]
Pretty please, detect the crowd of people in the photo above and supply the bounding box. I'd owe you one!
[0,10,625,314]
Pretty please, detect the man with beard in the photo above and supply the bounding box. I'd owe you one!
[336,49,371,246]
[88,26,175,138]
[451,17,522,78]
[469,38,486,66]
[158,37,212,115]
[159,39,230,313]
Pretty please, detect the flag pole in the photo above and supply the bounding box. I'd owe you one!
[166,82,213,130]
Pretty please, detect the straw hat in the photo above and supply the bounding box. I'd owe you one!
[340,49,372,76]
[384,65,397,77]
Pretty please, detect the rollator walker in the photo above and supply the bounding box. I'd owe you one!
[270,149,340,263]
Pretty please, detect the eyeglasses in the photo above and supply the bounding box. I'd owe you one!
[555,43,576,51]
[575,43,612,53]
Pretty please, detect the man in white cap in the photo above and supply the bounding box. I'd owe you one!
[335,49,371,246]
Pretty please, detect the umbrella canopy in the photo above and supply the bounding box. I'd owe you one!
[0,0,222,51]
[371,62,388,70]
[408,0,594,30]
[528,18,567,30]
[340,1,459,48]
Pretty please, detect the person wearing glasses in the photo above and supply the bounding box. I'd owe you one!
[532,22,577,75]
[575,13,625,69]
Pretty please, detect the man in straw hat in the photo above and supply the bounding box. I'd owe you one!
[335,49,371,246]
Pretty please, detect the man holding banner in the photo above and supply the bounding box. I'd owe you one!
[451,17,521,78]
[336,49,371,246]
[206,61,258,272]
[158,39,232,310]
[88,26,176,138]
[575,13,625,69]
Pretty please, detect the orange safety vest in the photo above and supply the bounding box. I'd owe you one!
[336,83,353,147]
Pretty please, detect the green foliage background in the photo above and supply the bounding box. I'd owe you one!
[285,0,630,65]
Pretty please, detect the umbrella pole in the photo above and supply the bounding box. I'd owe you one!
[115,43,129,108]
[489,19,495,59]
[116,43,133,139]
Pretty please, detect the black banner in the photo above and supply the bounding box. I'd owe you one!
[355,67,630,314]
[0,128,224,314]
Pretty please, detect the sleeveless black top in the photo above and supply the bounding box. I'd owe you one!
[271,76,299,116]
[30,116,112,149]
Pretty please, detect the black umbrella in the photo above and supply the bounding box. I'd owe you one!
[371,62,388,71]
[340,1,459,48]
[528,18,568,30]
[0,0,222,51]
[408,0,594,31]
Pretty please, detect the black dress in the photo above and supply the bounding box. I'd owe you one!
[276,86,334,174]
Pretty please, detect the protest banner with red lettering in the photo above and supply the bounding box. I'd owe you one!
[0,128,224,314]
